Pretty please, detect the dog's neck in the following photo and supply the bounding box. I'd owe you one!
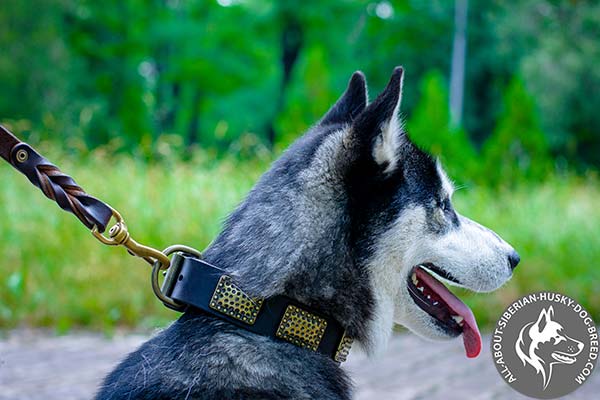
[201,129,376,347]
[201,192,375,346]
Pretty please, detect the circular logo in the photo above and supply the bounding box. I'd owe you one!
[491,291,598,399]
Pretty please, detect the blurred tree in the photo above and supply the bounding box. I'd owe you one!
[407,70,477,182]
[0,0,75,142]
[470,0,600,169]
[0,0,598,173]
[356,0,454,112]
[267,0,370,148]
[481,77,551,187]
[264,1,304,147]
[63,0,276,153]
[160,1,274,149]
[449,0,468,128]
[64,0,155,149]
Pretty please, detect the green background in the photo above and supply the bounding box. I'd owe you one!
[0,0,598,333]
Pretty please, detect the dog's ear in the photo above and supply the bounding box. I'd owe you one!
[535,307,552,332]
[319,71,368,126]
[351,66,404,173]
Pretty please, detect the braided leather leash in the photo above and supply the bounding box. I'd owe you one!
[0,124,113,232]
[0,124,202,308]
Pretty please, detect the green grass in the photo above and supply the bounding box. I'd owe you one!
[1,147,599,333]
[0,148,268,332]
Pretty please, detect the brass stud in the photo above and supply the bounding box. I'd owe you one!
[209,275,263,324]
[334,332,354,363]
[15,149,28,163]
[276,305,327,351]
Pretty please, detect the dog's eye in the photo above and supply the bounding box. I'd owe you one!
[439,198,452,213]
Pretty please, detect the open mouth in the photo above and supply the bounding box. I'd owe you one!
[407,265,482,358]
[552,351,577,364]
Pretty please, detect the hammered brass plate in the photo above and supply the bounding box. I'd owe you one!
[209,275,263,324]
[334,332,354,362]
[276,305,327,351]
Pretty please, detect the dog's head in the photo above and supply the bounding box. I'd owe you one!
[207,68,519,358]
[516,306,584,388]
[327,68,518,356]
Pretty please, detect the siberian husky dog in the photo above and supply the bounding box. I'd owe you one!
[97,67,519,399]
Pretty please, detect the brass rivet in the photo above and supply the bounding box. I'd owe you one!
[209,275,263,325]
[15,149,28,163]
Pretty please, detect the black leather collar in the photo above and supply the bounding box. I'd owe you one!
[161,252,353,363]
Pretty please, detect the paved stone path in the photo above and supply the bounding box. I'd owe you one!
[0,330,597,399]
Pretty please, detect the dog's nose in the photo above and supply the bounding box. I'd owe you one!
[508,250,521,270]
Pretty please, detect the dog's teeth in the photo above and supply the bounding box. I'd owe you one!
[426,295,431,299]
[411,273,418,285]
[452,315,464,325]
[418,286,424,292]
[433,301,439,306]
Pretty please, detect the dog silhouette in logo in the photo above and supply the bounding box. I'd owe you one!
[515,306,584,389]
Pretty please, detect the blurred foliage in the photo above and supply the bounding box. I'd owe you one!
[481,77,552,187]
[488,0,600,168]
[0,0,599,173]
[0,1,599,332]
[407,70,477,182]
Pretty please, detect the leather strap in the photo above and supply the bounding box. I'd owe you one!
[0,125,113,232]
[0,125,19,162]
[162,253,353,363]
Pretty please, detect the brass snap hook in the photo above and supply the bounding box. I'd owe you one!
[91,206,203,310]
[91,206,170,267]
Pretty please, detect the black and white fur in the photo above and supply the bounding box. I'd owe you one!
[97,68,518,399]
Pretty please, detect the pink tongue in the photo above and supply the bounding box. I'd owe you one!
[415,267,482,358]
